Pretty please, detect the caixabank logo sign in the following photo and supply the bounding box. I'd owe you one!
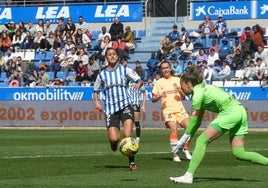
[191,1,268,20]
[0,3,142,24]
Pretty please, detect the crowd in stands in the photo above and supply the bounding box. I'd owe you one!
[146,14,268,87]
[0,14,268,88]
[0,16,136,87]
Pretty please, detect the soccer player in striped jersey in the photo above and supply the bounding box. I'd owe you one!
[93,48,143,171]
[128,72,146,143]
[170,67,268,184]
[151,60,192,162]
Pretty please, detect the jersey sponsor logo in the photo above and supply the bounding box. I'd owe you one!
[94,5,130,18]
[36,6,70,20]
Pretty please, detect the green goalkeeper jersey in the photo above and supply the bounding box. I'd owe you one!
[185,83,243,137]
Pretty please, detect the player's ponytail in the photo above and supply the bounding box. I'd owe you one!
[181,66,203,86]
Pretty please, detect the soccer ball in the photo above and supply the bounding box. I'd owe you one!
[119,137,139,157]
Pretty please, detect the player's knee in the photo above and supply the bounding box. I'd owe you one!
[196,133,209,146]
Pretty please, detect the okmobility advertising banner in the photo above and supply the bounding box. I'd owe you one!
[0,3,142,24]
[0,87,267,128]
[191,0,268,20]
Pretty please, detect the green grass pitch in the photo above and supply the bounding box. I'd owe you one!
[0,128,267,188]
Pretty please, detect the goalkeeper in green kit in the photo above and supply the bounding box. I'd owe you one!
[170,67,268,184]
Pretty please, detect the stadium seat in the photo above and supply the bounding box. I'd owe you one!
[91,31,100,40]
[231,70,245,81]
[56,71,67,80]
[35,51,46,61]
[137,30,146,38]
[68,82,80,86]
[46,71,54,80]
[45,51,55,60]
[24,50,35,61]
[212,81,224,87]
[224,81,237,87]
[249,81,261,87]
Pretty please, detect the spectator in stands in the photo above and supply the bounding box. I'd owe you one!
[12,30,24,51]
[240,26,252,43]
[44,20,54,37]
[75,37,87,52]
[147,51,159,79]
[87,55,100,82]
[51,47,64,78]
[4,48,15,63]
[6,59,19,84]
[210,39,220,53]
[5,20,17,40]
[35,19,44,34]
[261,76,268,90]
[100,35,113,60]
[112,35,129,61]
[241,33,253,59]
[211,59,223,80]
[219,37,232,60]
[33,31,45,51]
[226,38,241,60]
[184,61,193,73]
[198,15,215,39]
[75,60,90,82]
[0,51,4,76]
[134,60,145,81]
[17,21,27,35]
[63,47,78,73]
[214,14,227,40]
[201,60,213,84]
[157,36,175,61]
[64,38,75,56]
[55,17,66,37]
[39,65,50,86]
[53,29,64,49]
[251,24,265,51]
[27,20,36,37]
[171,59,183,77]
[122,26,135,51]
[77,48,89,66]
[16,56,30,84]
[0,31,12,52]
[240,77,250,86]
[195,48,208,67]
[207,48,219,67]
[230,48,244,71]
[254,45,268,67]
[98,26,111,42]
[254,57,266,81]
[75,28,91,49]
[168,24,180,43]
[179,36,194,60]
[21,30,34,50]
[179,27,189,44]
[244,60,256,80]
[216,59,231,81]
[76,16,87,32]
[65,17,76,36]
[109,17,124,41]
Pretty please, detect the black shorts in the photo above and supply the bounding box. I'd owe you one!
[105,105,134,129]
[133,104,141,112]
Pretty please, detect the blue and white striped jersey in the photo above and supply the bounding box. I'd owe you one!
[128,82,146,106]
[94,64,141,115]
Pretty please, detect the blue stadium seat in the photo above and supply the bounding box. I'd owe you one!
[35,51,46,61]
[45,51,55,60]
[56,71,67,80]
[91,31,100,40]
[68,82,80,86]
[137,30,146,38]
[46,71,54,80]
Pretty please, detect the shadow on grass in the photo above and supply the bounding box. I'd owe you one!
[194,176,260,183]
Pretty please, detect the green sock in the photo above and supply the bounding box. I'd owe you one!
[232,146,268,165]
[187,133,209,174]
